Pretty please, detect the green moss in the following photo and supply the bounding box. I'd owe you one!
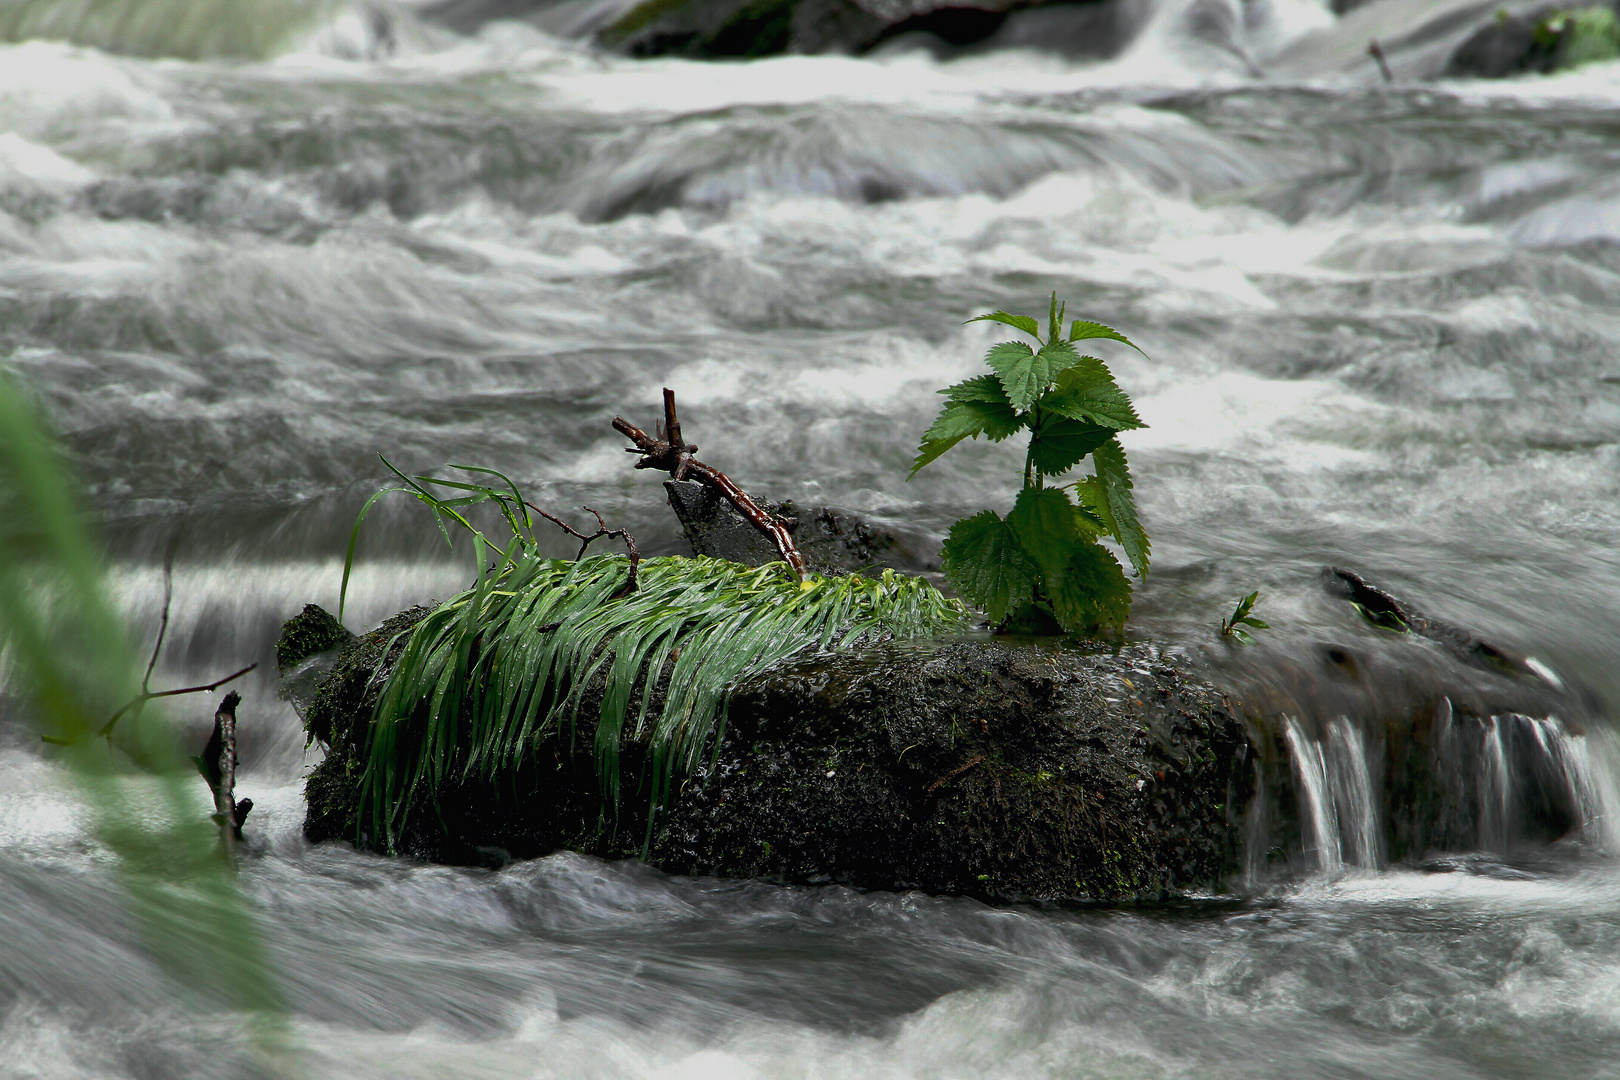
[274,603,354,671]
[1562,6,1620,67]
[599,0,691,42]
[1539,6,1620,69]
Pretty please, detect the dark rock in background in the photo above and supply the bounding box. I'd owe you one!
[980,1,1119,57]
[1443,5,1561,77]
[1443,3,1620,78]
[593,0,1115,57]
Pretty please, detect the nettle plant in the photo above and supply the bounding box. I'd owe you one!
[910,295,1149,636]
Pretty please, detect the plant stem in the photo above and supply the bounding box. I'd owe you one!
[1024,404,1042,489]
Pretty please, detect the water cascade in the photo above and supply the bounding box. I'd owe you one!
[1276,701,1618,877]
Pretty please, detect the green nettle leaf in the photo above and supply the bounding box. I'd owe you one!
[1036,339,1080,375]
[1047,293,1066,345]
[984,340,1046,410]
[940,511,1036,625]
[986,340,1082,412]
[1076,475,1117,536]
[1006,487,1079,588]
[943,373,1009,405]
[910,396,1025,477]
[1043,358,1144,431]
[1049,542,1133,634]
[940,377,1024,440]
[967,311,1041,338]
[937,376,988,403]
[1091,437,1150,579]
[1029,415,1112,476]
[1068,320,1146,355]
[1073,500,1108,539]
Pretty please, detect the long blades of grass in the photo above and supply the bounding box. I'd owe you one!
[358,555,965,850]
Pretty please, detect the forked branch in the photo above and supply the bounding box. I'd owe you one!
[41,527,257,748]
[526,502,642,596]
[613,388,806,579]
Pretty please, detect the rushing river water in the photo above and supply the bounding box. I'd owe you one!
[5,0,1620,1076]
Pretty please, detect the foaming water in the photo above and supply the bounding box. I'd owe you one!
[5,1,1620,1075]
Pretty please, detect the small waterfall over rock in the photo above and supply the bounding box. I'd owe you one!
[1212,572,1620,881]
[1283,715,1345,872]
[1277,703,1617,877]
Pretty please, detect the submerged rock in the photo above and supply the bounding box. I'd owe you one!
[299,615,1252,902]
[1217,567,1607,874]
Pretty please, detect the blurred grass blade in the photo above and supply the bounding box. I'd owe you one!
[0,0,343,60]
[0,369,286,1034]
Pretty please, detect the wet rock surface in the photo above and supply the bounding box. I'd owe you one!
[590,0,1114,58]
[1443,5,1563,77]
[1442,2,1620,78]
[299,620,1252,902]
[1214,567,1606,873]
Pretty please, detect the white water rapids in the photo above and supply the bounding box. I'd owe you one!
[5,0,1620,1076]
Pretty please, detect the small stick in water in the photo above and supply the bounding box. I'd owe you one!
[1368,39,1394,83]
[194,691,251,853]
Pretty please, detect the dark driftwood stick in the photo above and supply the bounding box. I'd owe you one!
[195,690,250,852]
[926,755,985,797]
[613,388,807,579]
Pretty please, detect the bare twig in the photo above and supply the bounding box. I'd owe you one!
[1368,39,1393,83]
[140,525,182,693]
[41,520,257,749]
[525,502,642,597]
[97,664,258,738]
[40,664,259,747]
[925,755,986,797]
[613,388,807,579]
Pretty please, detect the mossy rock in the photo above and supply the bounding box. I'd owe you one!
[274,603,355,672]
[296,609,1253,903]
[1445,4,1620,78]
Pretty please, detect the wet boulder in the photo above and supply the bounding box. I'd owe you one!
[1444,3,1620,78]
[297,611,1253,902]
[1214,568,1609,875]
[593,0,1114,58]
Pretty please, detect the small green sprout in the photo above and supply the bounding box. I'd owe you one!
[1220,591,1270,644]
